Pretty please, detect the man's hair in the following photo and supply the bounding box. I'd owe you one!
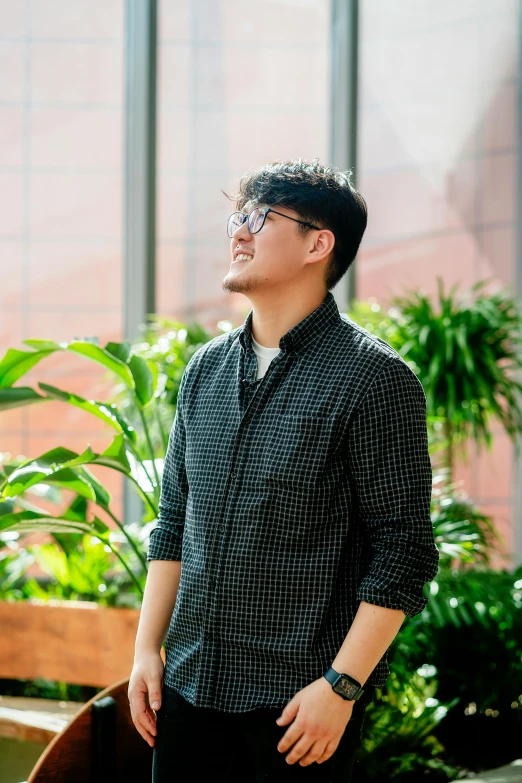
[224,158,368,290]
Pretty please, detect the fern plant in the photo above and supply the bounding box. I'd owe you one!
[350,277,522,483]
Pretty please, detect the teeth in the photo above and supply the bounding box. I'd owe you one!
[235,254,252,262]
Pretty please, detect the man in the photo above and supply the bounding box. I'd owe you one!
[129,158,440,781]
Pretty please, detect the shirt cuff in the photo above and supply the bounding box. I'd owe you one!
[146,528,183,561]
[356,584,429,618]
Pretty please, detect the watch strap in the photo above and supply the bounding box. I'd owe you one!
[323,666,365,701]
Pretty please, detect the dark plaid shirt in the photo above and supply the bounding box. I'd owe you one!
[147,291,440,712]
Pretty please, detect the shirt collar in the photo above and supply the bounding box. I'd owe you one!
[238,291,341,354]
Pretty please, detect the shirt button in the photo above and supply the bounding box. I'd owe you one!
[230,470,237,478]
[243,417,251,425]
[219,525,225,532]
[208,578,216,588]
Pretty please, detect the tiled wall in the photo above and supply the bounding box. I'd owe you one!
[0,0,125,521]
[357,0,518,566]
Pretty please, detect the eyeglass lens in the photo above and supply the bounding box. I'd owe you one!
[227,208,265,237]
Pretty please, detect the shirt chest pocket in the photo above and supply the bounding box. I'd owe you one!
[259,414,337,489]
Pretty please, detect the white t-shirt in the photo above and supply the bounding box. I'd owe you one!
[251,334,281,380]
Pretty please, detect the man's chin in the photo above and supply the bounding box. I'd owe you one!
[222,272,259,294]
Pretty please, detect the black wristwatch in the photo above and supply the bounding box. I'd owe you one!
[323,666,365,701]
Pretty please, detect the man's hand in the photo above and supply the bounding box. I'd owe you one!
[275,676,355,766]
[128,651,165,747]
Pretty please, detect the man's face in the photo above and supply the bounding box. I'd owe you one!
[221,200,316,295]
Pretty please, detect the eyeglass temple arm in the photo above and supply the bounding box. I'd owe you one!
[266,208,320,230]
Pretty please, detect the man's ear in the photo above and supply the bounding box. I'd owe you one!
[309,228,335,262]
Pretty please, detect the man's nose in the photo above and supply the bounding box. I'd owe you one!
[233,218,252,242]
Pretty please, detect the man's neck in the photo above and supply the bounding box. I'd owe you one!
[249,289,328,349]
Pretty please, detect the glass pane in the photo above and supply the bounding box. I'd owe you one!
[156,0,332,326]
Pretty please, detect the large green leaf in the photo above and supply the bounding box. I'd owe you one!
[0,348,55,388]
[64,341,135,388]
[2,465,97,501]
[0,387,47,410]
[22,340,63,351]
[2,446,82,475]
[51,496,89,553]
[63,436,133,476]
[94,433,133,473]
[74,465,111,508]
[38,382,137,443]
[0,438,133,504]
[64,494,89,520]
[128,354,155,406]
[0,509,109,536]
[21,339,135,389]
[105,341,132,364]
[8,435,131,479]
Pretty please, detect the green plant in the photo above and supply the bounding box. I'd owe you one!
[25,534,120,604]
[431,473,508,570]
[358,670,461,781]
[347,283,522,778]
[0,534,34,599]
[0,326,215,600]
[133,316,214,408]
[350,278,522,483]
[2,287,521,777]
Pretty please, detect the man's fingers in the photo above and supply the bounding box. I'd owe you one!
[145,676,162,709]
[284,735,315,765]
[129,681,159,740]
[129,696,156,746]
[138,709,157,737]
[147,684,162,710]
[145,704,157,724]
[128,658,165,748]
[276,699,299,726]
[299,740,328,766]
[134,721,156,748]
[317,741,337,764]
[277,723,304,754]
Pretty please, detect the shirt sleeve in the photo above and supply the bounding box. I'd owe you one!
[146,369,190,562]
[348,358,440,618]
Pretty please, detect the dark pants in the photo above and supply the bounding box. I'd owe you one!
[152,682,374,782]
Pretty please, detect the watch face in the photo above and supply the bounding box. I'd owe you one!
[333,676,358,699]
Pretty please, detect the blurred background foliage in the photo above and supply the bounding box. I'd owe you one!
[2,280,522,780]
[348,278,522,780]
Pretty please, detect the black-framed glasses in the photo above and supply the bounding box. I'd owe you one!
[227,206,321,238]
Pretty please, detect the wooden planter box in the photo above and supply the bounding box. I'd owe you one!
[0,599,141,745]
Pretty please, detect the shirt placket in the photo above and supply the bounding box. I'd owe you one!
[196,346,288,702]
